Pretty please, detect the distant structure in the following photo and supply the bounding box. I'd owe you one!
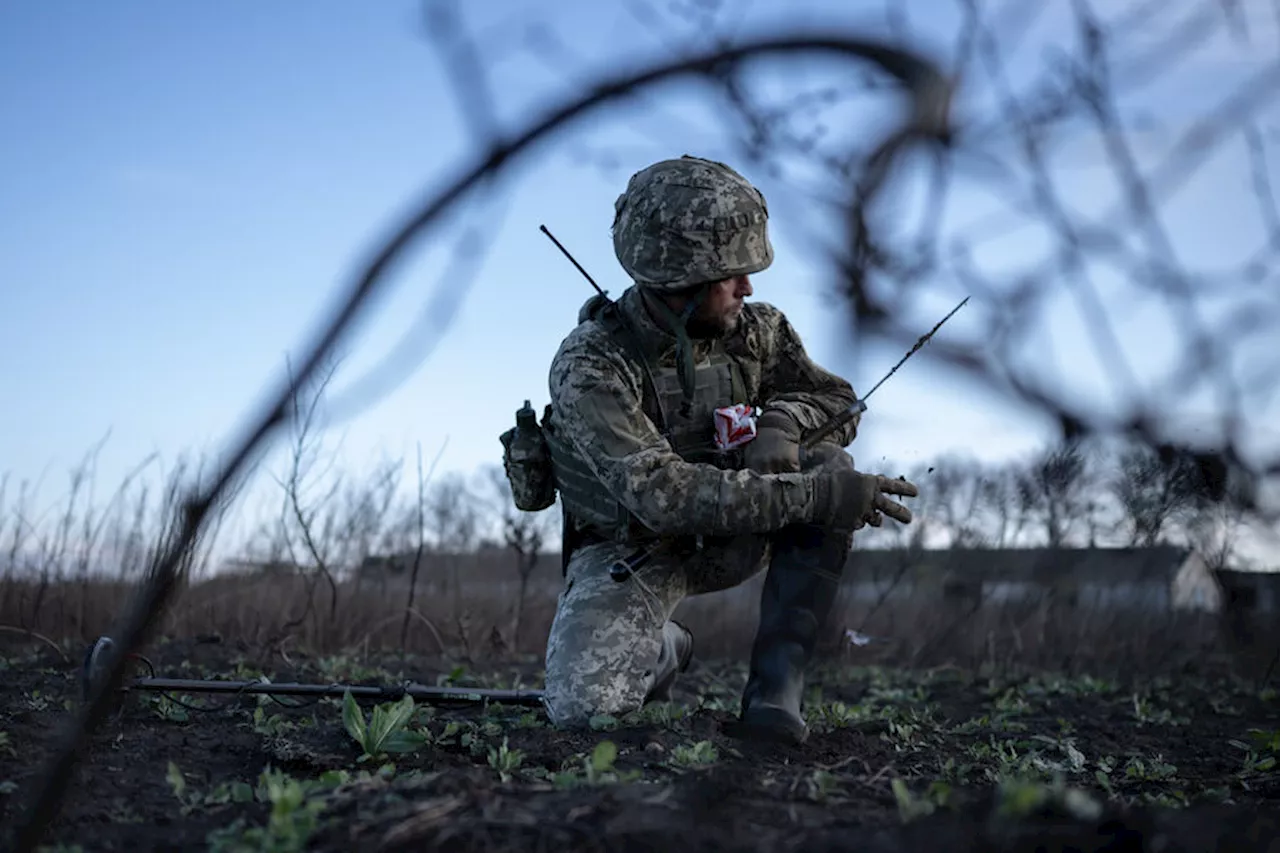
[842,544,1226,613]
[1216,568,1280,614]
[221,544,1280,620]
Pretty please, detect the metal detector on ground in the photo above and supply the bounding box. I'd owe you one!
[79,636,548,712]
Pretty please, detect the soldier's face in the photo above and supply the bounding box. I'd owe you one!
[690,274,753,337]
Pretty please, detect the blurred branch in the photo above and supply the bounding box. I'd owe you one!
[15,0,1280,843]
[400,438,448,653]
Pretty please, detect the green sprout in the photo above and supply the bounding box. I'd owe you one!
[487,736,525,782]
[341,690,426,762]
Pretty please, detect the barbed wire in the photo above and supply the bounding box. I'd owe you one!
[7,27,952,852]
[11,0,1280,845]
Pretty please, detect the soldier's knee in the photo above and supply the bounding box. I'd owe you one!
[542,687,630,730]
[542,666,644,729]
[543,696,594,730]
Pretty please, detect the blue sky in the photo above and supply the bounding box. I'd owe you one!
[2,1,1278,565]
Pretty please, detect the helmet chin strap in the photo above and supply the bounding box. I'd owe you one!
[645,283,710,417]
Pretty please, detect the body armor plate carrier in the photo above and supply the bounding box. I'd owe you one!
[543,296,750,545]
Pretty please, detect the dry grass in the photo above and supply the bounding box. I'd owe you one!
[3,551,1272,685]
[1,428,1273,687]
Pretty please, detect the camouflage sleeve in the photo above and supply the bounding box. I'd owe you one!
[749,303,860,447]
[548,341,820,537]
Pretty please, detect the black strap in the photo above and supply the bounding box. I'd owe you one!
[716,340,749,407]
[600,302,670,434]
[643,288,707,416]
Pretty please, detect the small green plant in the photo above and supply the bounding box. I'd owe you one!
[869,683,929,705]
[1131,693,1189,726]
[990,687,1030,717]
[487,736,525,782]
[890,778,952,822]
[206,767,331,853]
[995,778,1102,821]
[588,713,619,731]
[431,719,467,745]
[341,691,426,762]
[1028,734,1088,776]
[252,707,296,737]
[810,700,878,730]
[149,694,190,723]
[25,690,51,713]
[548,740,641,788]
[620,702,688,727]
[230,660,267,681]
[167,762,255,815]
[317,654,386,684]
[436,664,468,686]
[694,694,738,713]
[587,741,618,782]
[1247,728,1280,754]
[671,740,718,767]
[1124,755,1177,782]
[1230,729,1279,777]
[1141,790,1190,808]
[804,769,841,803]
[1095,763,1115,797]
[511,711,544,729]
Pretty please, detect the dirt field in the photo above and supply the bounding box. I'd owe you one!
[1,635,1277,852]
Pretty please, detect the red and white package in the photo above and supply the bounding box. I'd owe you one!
[713,403,759,450]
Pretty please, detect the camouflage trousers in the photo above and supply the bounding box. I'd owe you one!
[542,453,852,728]
[541,532,770,728]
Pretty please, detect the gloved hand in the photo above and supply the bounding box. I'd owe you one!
[743,409,803,474]
[810,453,919,530]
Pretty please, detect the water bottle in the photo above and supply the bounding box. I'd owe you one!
[501,399,556,511]
[516,399,538,433]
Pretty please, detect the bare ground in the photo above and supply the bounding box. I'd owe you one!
[1,635,1278,852]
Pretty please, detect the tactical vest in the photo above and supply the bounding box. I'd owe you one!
[543,299,751,543]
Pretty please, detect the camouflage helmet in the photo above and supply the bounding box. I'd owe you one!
[611,155,773,292]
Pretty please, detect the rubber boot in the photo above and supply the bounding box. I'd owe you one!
[644,619,695,703]
[739,522,850,744]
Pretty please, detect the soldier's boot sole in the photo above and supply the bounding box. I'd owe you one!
[739,637,809,744]
[740,702,809,745]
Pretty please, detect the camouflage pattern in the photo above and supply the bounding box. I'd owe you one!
[542,446,852,728]
[542,281,862,727]
[612,155,774,292]
[542,528,772,727]
[542,292,750,541]
[544,284,861,544]
[539,154,867,728]
[499,407,557,512]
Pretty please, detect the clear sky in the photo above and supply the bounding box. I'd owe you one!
[2,0,1278,566]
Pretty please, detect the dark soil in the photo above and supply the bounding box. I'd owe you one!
[1,635,1278,852]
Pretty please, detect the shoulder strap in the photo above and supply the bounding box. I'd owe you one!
[712,339,749,407]
[598,301,670,434]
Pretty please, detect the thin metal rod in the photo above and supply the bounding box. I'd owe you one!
[540,224,607,297]
[860,295,970,402]
[123,677,546,707]
[802,295,969,449]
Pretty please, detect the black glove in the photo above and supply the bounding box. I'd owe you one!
[743,409,803,474]
[810,453,919,530]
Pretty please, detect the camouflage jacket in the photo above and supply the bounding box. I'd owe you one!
[545,285,860,539]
